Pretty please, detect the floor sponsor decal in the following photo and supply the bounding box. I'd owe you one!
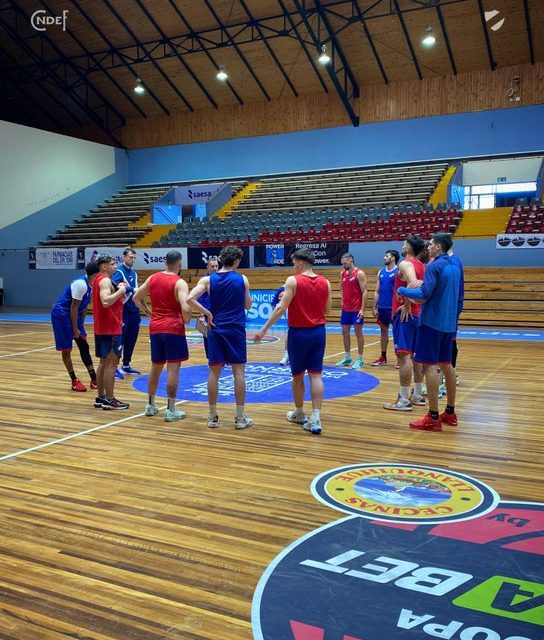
[311,463,499,524]
[132,362,380,404]
[252,500,544,640]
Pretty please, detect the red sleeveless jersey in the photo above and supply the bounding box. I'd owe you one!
[341,267,363,312]
[288,274,329,328]
[92,273,123,335]
[392,257,426,317]
[149,272,185,335]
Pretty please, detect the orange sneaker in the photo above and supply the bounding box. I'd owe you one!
[409,414,442,432]
[440,411,458,426]
[71,378,87,392]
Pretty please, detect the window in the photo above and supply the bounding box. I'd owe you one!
[463,182,537,209]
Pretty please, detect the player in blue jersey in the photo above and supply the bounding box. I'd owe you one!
[371,249,399,366]
[196,257,219,358]
[188,246,253,430]
[111,248,141,379]
[51,261,100,392]
[398,233,463,432]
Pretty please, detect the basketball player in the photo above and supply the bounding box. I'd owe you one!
[254,249,331,435]
[187,246,253,430]
[134,251,211,422]
[271,284,289,365]
[92,254,129,410]
[51,261,99,392]
[196,257,219,359]
[336,253,367,369]
[111,248,141,379]
[383,235,426,411]
[398,233,462,431]
[371,249,400,366]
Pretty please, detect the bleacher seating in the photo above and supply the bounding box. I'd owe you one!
[504,202,544,234]
[139,267,544,329]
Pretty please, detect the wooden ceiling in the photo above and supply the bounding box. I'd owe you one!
[1,0,542,146]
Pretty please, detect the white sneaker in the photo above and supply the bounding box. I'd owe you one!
[279,354,289,365]
[438,384,447,398]
[411,394,426,406]
[383,398,413,411]
[145,403,159,416]
[164,409,186,422]
[303,418,322,434]
[207,414,219,428]
[286,410,308,424]
[235,414,254,430]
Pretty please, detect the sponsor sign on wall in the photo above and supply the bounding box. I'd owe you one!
[187,246,250,269]
[133,248,188,270]
[248,289,288,328]
[254,242,349,267]
[29,247,78,269]
[496,234,544,249]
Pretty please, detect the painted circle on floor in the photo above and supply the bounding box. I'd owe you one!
[185,330,280,347]
[311,463,499,524]
[132,362,379,403]
[252,499,544,640]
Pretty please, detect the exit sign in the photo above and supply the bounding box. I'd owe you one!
[497,176,507,182]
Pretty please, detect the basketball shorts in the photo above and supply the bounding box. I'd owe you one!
[288,325,326,377]
[392,311,419,356]
[51,311,86,351]
[413,325,456,366]
[340,310,364,326]
[207,326,247,366]
[95,334,123,359]
[376,307,392,329]
[150,333,189,365]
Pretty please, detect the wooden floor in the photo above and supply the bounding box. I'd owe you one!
[0,320,543,639]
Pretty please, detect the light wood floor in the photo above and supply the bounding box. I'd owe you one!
[0,320,543,639]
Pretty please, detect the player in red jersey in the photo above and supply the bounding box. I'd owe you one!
[336,253,367,369]
[383,236,427,412]
[92,254,129,410]
[134,250,212,422]
[254,249,331,434]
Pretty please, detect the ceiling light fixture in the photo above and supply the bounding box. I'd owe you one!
[134,78,145,95]
[318,44,331,65]
[422,26,436,47]
[216,64,228,81]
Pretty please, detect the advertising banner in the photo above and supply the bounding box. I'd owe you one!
[29,247,78,269]
[496,233,544,249]
[254,242,348,267]
[247,289,287,328]
[187,246,250,269]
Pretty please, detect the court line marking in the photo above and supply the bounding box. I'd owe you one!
[326,339,380,360]
[0,345,55,358]
[0,401,188,463]
[0,331,40,339]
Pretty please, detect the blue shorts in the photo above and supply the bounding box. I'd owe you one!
[414,325,456,365]
[376,307,392,328]
[340,310,364,326]
[95,334,123,359]
[51,311,86,351]
[288,325,326,377]
[208,326,247,366]
[150,333,189,364]
[392,311,419,356]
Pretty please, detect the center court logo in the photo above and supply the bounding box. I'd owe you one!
[312,463,499,524]
[31,9,69,31]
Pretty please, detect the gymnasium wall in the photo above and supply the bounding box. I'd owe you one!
[0,121,128,249]
[128,105,544,185]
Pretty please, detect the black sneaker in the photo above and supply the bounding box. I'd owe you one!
[94,396,106,408]
[102,397,129,410]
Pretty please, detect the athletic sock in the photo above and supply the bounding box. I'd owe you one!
[430,410,439,420]
[236,405,244,420]
[68,370,77,382]
[414,382,424,396]
[344,352,350,359]
[445,405,455,415]
[209,404,218,417]
[284,351,288,358]
[381,351,386,359]
[295,407,305,420]
[311,409,321,422]
[400,386,411,402]
[88,368,97,382]
[167,398,176,411]
[148,394,155,405]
